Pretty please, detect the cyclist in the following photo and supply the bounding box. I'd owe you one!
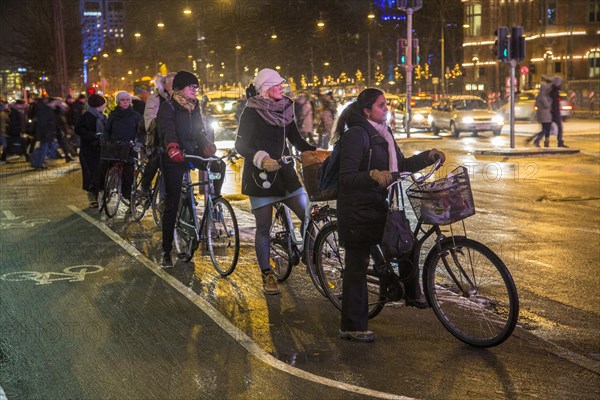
[157,70,224,268]
[335,88,445,343]
[235,68,316,295]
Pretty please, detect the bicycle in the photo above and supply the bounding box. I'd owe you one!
[130,146,163,223]
[268,154,337,296]
[173,151,240,276]
[99,140,135,218]
[314,161,519,348]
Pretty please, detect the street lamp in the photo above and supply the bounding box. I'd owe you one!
[367,7,376,87]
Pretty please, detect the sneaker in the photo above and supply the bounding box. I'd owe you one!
[338,329,375,343]
[160,253,174,269]
[262,271,280,295]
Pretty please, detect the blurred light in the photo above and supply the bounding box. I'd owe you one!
[183,8,191,15]
[210,120,219,131]
[102,53,108,58]
[188,55,193,59]
[157,22,165,28]
[317,21,325,27]
[323,62,330,66]
[271,33,278,39]
[368,12,375,19]
[463,24,470,28]
[121,77,125,80]
[235,45,242,50]
[116,48,122,53]
[128,70,132,75]
[134,32,141,38]
[275,65,281,70]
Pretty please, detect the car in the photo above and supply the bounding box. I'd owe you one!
[202,90,244,141]
[393,94,434,131]
[428,95,504,137]
[499,90,573,121]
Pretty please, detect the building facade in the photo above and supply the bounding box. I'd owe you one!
[461,0,600,107]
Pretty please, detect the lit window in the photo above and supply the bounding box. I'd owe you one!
[465,3,482,37]
[590,0,600,22]
[589,51,600,78]
[547,1,557,25]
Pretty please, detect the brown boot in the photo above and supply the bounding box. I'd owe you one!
[544,140,550,148]
[262,271,280,295]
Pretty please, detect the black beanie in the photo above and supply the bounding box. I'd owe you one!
[88,94,106,108]
[172,70,199,90]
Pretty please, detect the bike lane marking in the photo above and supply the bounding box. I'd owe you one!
[67,205,412,400]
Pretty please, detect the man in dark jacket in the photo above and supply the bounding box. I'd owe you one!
[156,70,222,268]
[549,76,567,148]
[30,97,58,169]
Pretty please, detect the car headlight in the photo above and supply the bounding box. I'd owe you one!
[413,113,424,122]
[462,116,474,124]
[210,120,219,131]
[492,115,504,125]
[427,114,433,124]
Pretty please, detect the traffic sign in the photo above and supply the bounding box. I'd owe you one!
[520,66,529,75]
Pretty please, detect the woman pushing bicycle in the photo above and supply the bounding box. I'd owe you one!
[235,68,317,295]
[157,70,225,268]
[335,88,445,343]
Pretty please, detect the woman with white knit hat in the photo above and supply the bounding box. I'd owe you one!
[235,68,317,295]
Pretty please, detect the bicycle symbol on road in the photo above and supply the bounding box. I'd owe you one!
[0,210,50,230]
[0,265,104,285]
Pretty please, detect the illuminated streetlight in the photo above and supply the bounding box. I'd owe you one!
[271,33,278,39]
[235,44,242,50]
[157,22,165,28]
[127,70,132,75]
[368,11,375,19]
[134,32,141,38]
[102,53,108,58]
[317,20,325,28]
[275,65,281,70]
[323,62,330,66]
[183,8,191,15]
[116,48,122,53]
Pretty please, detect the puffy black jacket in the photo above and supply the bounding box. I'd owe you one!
[235,106,316,197]
[337,112,433,246]
[157,99,211,161]
[103,106,142,143]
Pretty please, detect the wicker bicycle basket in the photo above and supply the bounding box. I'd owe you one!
[100,140,131,162]
[406,166,475,225]
[300,150,336,202]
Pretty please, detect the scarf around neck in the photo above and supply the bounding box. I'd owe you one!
[246,95,294,127]
[368,120,398,173]
[172,90,197,112]
[88,107,107,133]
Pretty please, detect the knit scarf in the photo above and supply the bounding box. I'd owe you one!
[88,107,107,133]
[246,95,294,127]
[368,120,398,173]
[172,90,197,112]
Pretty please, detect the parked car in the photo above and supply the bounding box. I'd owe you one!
[499,90,573,121]
[428,95,504,137]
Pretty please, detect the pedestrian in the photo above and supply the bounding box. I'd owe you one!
[30,96,59,170]
[526,82,552,147]
[0,100,9,165]
[74,94,107,208]
[335,88,445,343]
[295,93,316,145]
[157,70,223,268]
[235,68,317,295]
[549,76,567,148]
[53,100,75,162]
[316,91,336,149]
[2,100,28,163]
[140,72,175,197]
[97,91,143,202]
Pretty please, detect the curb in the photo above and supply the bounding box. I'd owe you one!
[474,147,580,156]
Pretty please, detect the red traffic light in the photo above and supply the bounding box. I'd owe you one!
[86,86,96,95]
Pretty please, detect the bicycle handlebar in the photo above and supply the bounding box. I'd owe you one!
[278,154,300,165]
[386,158,443,191]
[184,148,239,164]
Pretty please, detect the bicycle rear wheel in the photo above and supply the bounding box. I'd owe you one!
[104,166,122,218]
[174,201,198,262]
[424,236,519,348]
[130,162,149,221]
[151,172,164,228]
[269,206,294,282]
[314,222,385,319]
[304,221,327,297]
[206,197,240,276]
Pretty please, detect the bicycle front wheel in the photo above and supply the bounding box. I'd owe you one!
[174,202,198,262]
[315,222,385,319]
[304,221,327,297]
[206,197,240,276]
[130,162,148,221]
[424,236,519,348]
[104,166,122,218]
[269,207,294,282]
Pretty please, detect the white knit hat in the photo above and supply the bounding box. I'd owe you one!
[115,91,131,103]
[254,68,285,96]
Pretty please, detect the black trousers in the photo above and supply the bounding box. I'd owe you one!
[161,155,225,254]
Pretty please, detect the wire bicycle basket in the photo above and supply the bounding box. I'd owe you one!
[406,166,475,225]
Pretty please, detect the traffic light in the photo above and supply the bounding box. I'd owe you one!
[510,26,525,61]
[412,38,420,65]
[86,86,96,96]
[397,39,407,64]
[494,27,509,62]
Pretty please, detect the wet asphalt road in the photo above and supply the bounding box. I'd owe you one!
[1,122,599,399]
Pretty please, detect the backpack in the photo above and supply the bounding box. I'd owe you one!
[318,129,373,198]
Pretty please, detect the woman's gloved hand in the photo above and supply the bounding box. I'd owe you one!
[428,148,446,165]
[202,142,217,157]
[166,142,184,163]
[369,169,393,188]
[262,157,281,172]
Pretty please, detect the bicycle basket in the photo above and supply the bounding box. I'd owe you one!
[300,150,336,202]
[101,140,130,162]
[406,166,475,225]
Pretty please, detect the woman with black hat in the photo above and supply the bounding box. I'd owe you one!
[74,94,107,207]
[157,70,224,268]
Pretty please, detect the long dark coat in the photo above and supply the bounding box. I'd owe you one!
[75,111,106,191]
[337,112,433,246]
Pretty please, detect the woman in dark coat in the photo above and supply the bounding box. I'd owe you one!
[74,94,107,207]
[235,68,316,295]
[97,91,143,201]
[336,88,445,343]
[157,70,223,268]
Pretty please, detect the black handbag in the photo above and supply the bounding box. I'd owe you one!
[381,184,414,259]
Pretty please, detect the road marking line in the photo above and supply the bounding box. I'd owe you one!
[68,205,413,400]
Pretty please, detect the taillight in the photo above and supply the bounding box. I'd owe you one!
[561,105,573,110]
